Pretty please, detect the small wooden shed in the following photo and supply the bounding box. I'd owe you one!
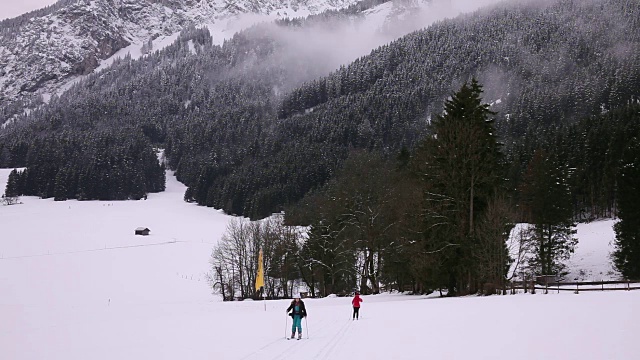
[536,275,558,285]
[135,227,150,236]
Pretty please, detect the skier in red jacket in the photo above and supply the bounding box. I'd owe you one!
[352,291,363,320]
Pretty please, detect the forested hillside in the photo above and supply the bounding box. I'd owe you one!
[183,0,640,218]
[1,0,639,218]
[508,104,640,221]
[0,0,367,121]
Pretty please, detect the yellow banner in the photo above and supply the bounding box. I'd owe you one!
[255,248,264,292]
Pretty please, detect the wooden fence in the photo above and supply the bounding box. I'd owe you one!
[506,279,640,294]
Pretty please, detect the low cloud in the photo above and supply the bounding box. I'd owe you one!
[243,0,513,87]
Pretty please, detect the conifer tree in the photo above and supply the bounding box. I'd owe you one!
[613,137,640,279]
[414,79,503,295]
[5,169,22,197]
[519,149,577,276]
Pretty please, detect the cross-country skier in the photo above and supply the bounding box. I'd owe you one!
[352,291,363,320]
[286,294,307,339]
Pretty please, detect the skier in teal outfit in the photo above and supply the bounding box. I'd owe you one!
[286,294,307,339]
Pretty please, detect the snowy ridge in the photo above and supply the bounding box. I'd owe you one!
[0,0,361,109]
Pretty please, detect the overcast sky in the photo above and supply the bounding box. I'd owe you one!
[0,0,58,21]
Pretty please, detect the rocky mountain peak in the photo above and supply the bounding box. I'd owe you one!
[0,0,360,121]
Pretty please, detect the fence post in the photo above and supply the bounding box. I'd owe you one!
[574,282,579,294]
[531,279,536,294]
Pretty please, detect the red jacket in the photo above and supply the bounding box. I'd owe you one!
[352,295,363,308]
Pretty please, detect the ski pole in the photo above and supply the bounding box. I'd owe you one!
[305,317,309,339]
[285,313,288,339]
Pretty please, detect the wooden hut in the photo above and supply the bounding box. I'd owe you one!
[135,227,150,236]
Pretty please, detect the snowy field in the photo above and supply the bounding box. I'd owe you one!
[567,220,621,281]
[1,169,638,359]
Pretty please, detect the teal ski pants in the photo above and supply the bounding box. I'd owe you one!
[291,315,302,334]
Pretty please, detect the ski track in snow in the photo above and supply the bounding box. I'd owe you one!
[241,316,356,360]
[309,318,353,360]
[238,316,346,360]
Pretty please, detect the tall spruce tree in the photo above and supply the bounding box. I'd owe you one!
[5,169,22,197]
[613,137,640,279]
[519,149,577,277]
[414,79,503,295]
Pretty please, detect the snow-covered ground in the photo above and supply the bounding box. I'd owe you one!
[508,219,621,282]
[1,168,638,359]
[567,220,621,281]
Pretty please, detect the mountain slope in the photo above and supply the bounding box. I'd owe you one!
[178,0,640,217]
[1,0,639,219]
[0,0,362,120]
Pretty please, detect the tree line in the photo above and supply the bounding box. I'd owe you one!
[3,130,165,201]
[210,81,611,299]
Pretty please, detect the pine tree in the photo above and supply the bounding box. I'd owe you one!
[414,79,503,295]
[53,167,69,201]
[519,149,577,276]
[613,137,640,279]
[5,169,22,197]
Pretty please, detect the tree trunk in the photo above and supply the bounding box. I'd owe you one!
[367,249,379,293]
[469,175,475,236]
[538,226,545,275]
[546,224,553,275]
[376,247,382,293]
[310,273,316,298]
[217,266,226,301]
[361,249,369,293]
